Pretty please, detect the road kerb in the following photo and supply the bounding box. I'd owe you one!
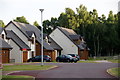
[106,68,118,78]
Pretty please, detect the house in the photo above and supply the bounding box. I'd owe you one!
[0,27,31,63]
[5,21,55,62]
[49,27,89,60]
[0,27,12,63]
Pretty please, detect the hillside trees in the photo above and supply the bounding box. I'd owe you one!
[14,16,29,24]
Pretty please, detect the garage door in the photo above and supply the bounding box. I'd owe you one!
[0,50,9,63]
[23,51,28,62]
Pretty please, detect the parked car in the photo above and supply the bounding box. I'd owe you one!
[27,55,51,62]
[67,54,80,61]
[56,54,78,63]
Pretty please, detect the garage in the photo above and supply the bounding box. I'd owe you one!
[1,49,10,63]
[0,38,12,63]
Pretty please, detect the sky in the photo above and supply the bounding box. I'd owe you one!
[0,0,119,25]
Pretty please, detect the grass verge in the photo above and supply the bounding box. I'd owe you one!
[2,65,57,80]
[107,67,120,77]
[3,65,56,71]
[108,60,119,63]
[2,75,34,80]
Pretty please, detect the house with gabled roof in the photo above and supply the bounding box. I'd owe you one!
[0,27,31,63]
[49,27,90,60]
[4,21,55,62]
[0,27,12,63]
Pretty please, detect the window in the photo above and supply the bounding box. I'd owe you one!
[32,37,34,44]
[2,34,4,39]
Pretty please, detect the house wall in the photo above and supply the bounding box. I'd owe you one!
[50,28,78,55]
[9,39,22,63]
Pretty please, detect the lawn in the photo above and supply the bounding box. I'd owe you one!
[3,65,56,71]
[108,60,119,63]
[107,67,120,77]
[2,75,34,80]
[2,64,57,80]
[88,56,119,63]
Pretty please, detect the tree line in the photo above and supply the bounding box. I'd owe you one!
[0,4,119,57]
[43,5,119,57]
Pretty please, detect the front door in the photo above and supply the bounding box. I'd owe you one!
[23,51,28,62]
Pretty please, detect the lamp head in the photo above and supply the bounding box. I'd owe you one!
[39,9,44,12]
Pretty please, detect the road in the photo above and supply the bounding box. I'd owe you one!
[8,62,118,79]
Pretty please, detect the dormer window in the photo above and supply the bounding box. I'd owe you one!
[2,34,4,39]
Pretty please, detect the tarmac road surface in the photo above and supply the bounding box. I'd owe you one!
[8,62,118,79]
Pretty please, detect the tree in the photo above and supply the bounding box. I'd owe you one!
[33,21,40,28]
[76,5,89,36]
[0,20,5,27]
[50,17,59,29]
[43,20,51,34]
[14,16,29,24]
[58,12,69,28]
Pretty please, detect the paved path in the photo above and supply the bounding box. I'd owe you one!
[7,62,118,79]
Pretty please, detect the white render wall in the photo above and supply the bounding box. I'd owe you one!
[50,28,78,55]
[9,39,22,63]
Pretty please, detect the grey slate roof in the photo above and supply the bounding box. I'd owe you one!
[26,31,34,38]
[78,42,90,51]
[0,38,12,49]
[69,35,81,40]
[43,40,54,50]
[11,21,53,50]
[0,27,3,34]
[6,30,30,50]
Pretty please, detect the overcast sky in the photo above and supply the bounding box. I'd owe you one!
[0,0,119,25]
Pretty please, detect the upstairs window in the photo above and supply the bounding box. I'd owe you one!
[2,34,4,39]
[32,37,34,44]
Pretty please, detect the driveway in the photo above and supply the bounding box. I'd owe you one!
[7,62,118,79]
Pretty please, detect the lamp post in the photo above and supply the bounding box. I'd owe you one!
[39,9,44,66]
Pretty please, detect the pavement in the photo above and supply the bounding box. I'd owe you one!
[3,62,118,79]
[94,60,112,63]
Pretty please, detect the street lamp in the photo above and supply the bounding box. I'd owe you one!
[39,9,44,66]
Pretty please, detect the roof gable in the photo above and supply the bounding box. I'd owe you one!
[12,21,41,43]
[0,38,12,49]
[57,27,89,50]
[6,30,30,50]
[48,36,63,50]
[57,27,78,46]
